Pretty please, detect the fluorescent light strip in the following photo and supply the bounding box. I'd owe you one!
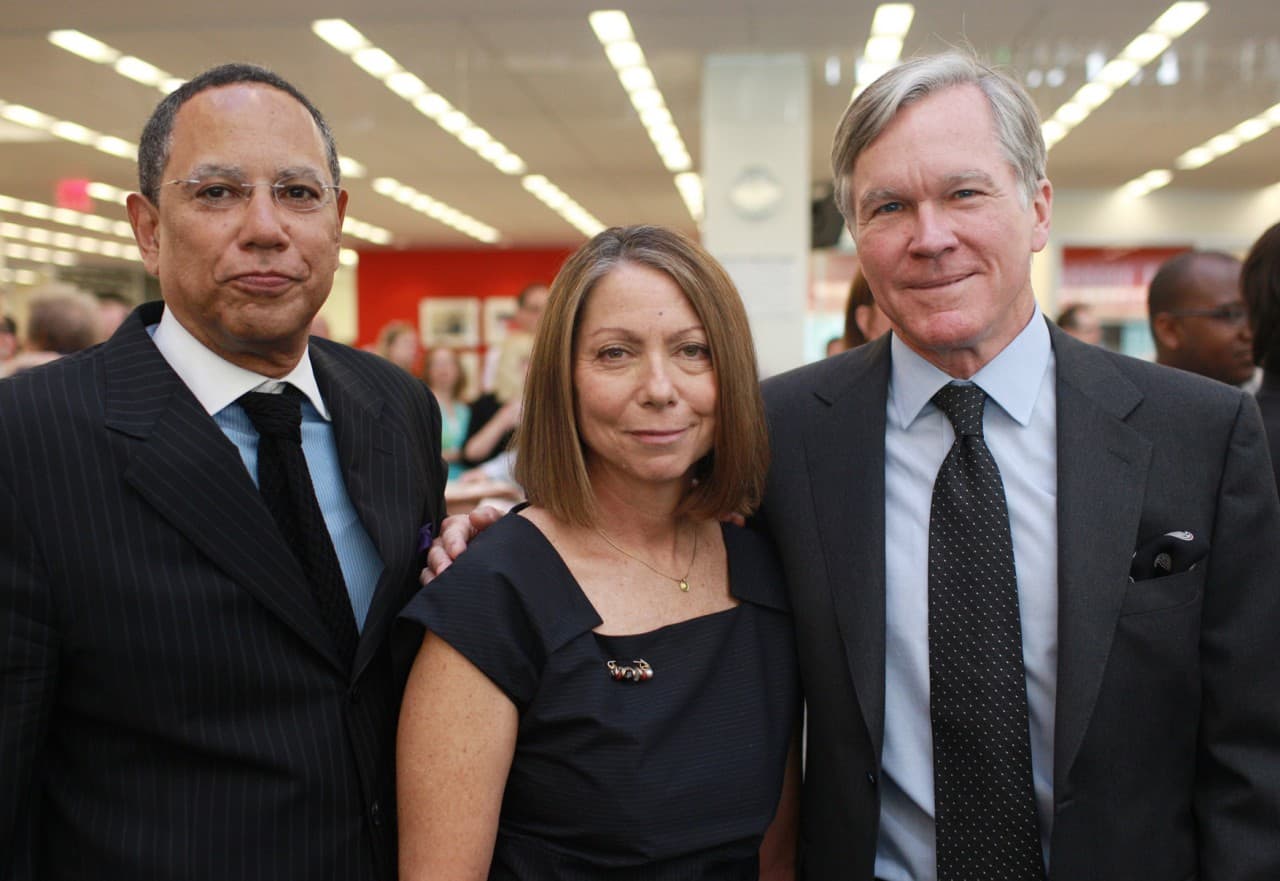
[340,248,359,267]
[521,175,605,238]
[0,267,41,286]
[0,193,135,240]
[589,10,698,224]
[371,176,499,244]
[4,241,79,267]
[0,218,141,262]
[45,32,364,177]
[1175,99,1280,170]
[1042,1,1208,150]
[312,19,525,178]
[1117,168,1174,199]
[0,98,139,161]
[48,29,183,94]
[852,4,916,98]
[674,172,704,223]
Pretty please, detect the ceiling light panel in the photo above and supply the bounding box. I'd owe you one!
[852,4,915,98]
[370,176,499,244]
[0,218,140,262]
[589,9,697,223]
[1042,2,1208,150]
[45,32,364,176]
[1174,100,1280,171]
[311,19,526,178]
[522,175,605,238]
[0,192,135,240]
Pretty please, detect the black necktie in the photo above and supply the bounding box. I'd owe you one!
[240,387,359,668]
[928,382,1043,881]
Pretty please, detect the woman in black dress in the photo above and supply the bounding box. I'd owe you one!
[397,225,800,880]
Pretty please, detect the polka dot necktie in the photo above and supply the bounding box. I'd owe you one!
[240,387,359,668]
[928,382,1044,881]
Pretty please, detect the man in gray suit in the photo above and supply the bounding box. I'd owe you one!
[1,64,444,880]
[430,52,1280,881]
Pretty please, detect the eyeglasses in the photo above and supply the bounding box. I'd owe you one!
[165,176,341,213]
[1164,304,1249,325]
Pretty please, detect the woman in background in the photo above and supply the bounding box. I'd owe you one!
[423,347,471,481]
[1242,220,1280,492]
[375,319,420,373]
[397,225,800,880]
[841,268,892,350]
[461,333,531,467]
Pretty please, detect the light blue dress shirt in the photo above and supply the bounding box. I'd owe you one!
[150,311,383,631]
[877,310,1059,881]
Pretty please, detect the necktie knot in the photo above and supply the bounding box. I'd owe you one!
[932,382,986,438]
[240,388,304,443]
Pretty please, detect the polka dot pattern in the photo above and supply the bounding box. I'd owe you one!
[928,383,1044,881]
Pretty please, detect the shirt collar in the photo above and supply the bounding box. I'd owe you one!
[888,306,1051,430]
[150,306,330,420]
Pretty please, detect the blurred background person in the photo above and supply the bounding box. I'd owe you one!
[397,224,799,880]
[462,331,531,468]
[482,282,547,392]
[0,285,101,378]
[841,268,891,350]
[1242,221,1280,493]
[422,346,471,481]
[95,291,133,339]
[1148,250,1255,387]
[1056,302,1102,346]
[375,319,421,374]
[0,314,17,371]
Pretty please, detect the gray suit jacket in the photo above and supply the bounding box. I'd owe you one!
[760,322,1280,881]
[0,301,446,881]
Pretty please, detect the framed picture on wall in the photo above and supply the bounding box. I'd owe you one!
[484,296,518,344]
[420,297,480,347]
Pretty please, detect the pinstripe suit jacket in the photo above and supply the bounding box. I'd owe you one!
[0,301,446,881]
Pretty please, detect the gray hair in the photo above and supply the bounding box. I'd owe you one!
[831,52,1046,221]
[137,63,340,204]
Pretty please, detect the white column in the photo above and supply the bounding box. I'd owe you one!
[701,54,811,379]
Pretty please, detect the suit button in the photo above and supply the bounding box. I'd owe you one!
[866,771,878,786]
[371,800,383,826]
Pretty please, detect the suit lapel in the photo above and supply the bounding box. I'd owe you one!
[104,304,344,671]
[806,338,891,757]
[1050,326,1151,782]
[311,344,422,677]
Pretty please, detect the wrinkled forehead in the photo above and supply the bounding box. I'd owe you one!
[167,83,329,179]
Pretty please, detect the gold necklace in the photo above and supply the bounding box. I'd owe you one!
[595,523,698,592]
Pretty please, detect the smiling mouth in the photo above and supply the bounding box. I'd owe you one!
[909,273,974,290]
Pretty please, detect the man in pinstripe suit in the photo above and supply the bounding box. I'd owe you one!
[0,64,445,880]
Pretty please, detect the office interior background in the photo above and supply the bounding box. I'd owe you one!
[1,0,1278,374]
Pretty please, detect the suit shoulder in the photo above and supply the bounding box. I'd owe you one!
[1079,346,1248,415]
[0,344,104,418]
[762,343,882,412]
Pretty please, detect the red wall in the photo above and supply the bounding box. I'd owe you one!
[354,247,575,349]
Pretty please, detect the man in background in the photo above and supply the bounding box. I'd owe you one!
[1055,302,1102,346]
[1148,250,1256,386]
[0,285,100,378]
[481,281,547,392]
[1,63,444,880]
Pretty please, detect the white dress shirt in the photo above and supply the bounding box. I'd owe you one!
[876,310,1059,881]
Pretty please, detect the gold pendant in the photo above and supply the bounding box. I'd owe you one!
[678,579,689,592]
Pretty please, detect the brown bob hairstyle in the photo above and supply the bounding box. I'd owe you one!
[514,225,769,527]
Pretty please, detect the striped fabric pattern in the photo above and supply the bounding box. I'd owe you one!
[0,301,445,881]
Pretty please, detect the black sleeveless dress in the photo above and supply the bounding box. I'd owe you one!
[399,511,800,880]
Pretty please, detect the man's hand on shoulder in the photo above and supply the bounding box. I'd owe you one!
[420,505,505,584]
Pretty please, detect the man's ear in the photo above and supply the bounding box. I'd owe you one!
[1151,312,1182,352]
[126,193,161,276]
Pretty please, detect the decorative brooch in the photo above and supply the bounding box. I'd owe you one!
[607,659,653,683]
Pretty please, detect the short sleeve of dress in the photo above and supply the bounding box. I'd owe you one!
[398,512,601,710]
